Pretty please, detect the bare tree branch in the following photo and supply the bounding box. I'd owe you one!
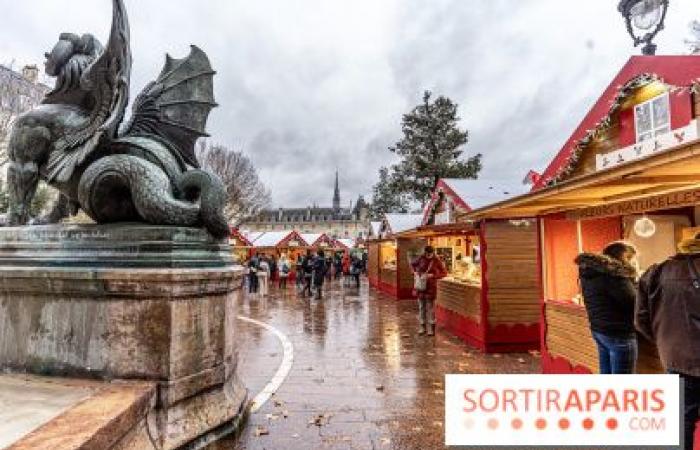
[196,141,271,225]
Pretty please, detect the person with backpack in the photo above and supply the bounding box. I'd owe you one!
[411,246,447,336]
[278,254,291,290]
[637,234,700,450]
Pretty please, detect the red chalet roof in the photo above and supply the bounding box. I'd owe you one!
[533,55,700,191]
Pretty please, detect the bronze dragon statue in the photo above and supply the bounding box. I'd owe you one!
[6,0,230,238]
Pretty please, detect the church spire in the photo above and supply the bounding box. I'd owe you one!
[333,170,341,212]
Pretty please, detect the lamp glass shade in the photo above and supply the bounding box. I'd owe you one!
[634,216,657,238]
[630,0,662,30]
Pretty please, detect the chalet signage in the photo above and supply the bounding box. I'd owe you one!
[595,119,699,171]
[567,188,700,220]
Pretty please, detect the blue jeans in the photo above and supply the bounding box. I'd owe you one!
[591,331,637,374]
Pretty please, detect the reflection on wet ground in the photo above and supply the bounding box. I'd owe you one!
[227,278,539,450]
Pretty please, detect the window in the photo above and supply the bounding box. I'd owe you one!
[634,92,670,142]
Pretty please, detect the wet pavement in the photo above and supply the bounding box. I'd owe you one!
[227,277,540,450]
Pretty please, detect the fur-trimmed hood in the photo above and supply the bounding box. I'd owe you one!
[574,253,637,279]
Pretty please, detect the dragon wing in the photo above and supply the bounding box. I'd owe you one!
[121,45,217,168]
[45,0,132,183]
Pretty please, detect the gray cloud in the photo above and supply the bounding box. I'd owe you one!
[1,0,699,207]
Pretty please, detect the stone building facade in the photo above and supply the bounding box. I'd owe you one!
[243,172,370,239]
[0,64,50,154]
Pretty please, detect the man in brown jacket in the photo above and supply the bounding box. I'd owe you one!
[637,236,700,450]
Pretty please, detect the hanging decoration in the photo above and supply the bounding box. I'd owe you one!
[542,74,700,188]
[634,216,657,238]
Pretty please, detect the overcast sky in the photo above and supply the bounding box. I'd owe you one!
[2,0,700,208]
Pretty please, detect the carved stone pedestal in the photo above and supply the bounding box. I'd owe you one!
[0,224,248,449]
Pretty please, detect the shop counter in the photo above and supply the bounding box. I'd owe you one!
[543,300,663,374]
[435,278,484,349]
[436,278,481,321]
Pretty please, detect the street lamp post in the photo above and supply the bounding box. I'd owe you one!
[618,0,669,55]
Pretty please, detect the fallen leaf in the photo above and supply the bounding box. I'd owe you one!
[265,413,280,421]
[309,414,328,427]
[380,437,392,445]
[433,420,443,428]
[254,426,269,436]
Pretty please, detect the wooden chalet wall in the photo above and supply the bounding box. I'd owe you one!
[545,302,663,374]
[483,220,540,325]
[367,241,380,285]
[437,282,481,322]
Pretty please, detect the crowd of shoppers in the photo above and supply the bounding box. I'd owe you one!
[244,250,367,299]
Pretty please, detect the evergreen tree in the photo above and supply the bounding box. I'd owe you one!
[369,166,409,219]
[386,90,481,205]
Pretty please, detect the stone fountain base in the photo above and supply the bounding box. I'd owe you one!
[0,224,248,450]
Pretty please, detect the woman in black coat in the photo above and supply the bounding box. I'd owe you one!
[574,241,638,374]
[312,250,328,299]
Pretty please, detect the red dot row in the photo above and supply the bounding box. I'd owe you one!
[470,417,619,430]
